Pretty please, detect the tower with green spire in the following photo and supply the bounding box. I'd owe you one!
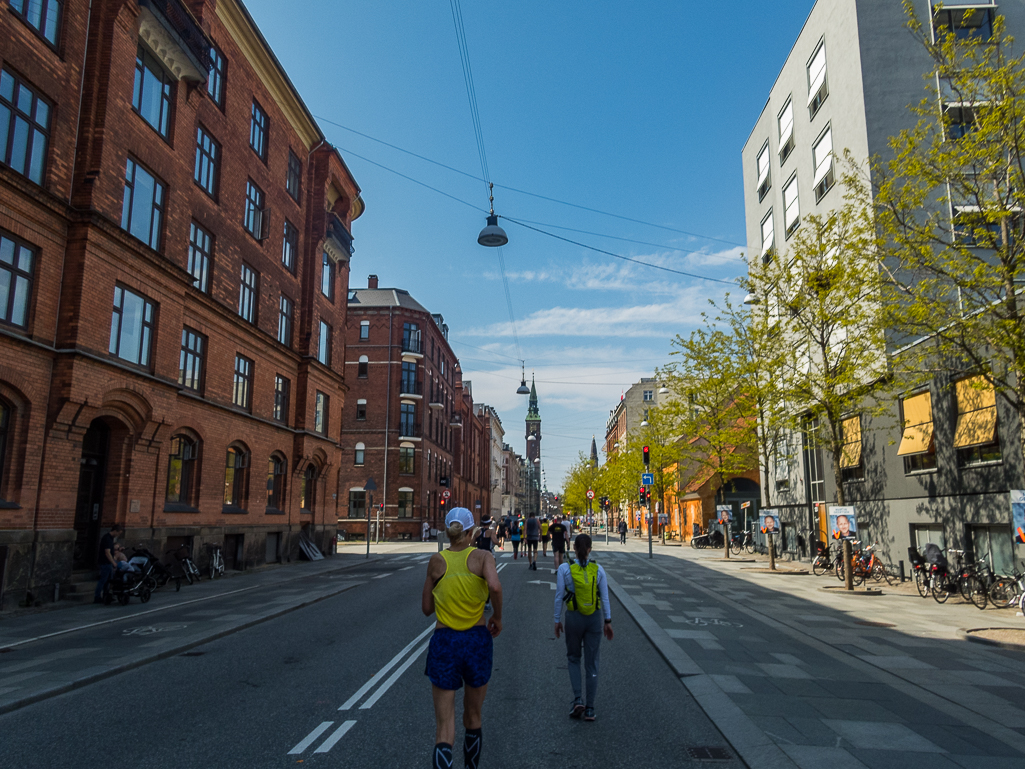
[525,376,541,515]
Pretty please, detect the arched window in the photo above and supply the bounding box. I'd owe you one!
[358,355,369,378]
[267,454,286,510]
[224,444,250,509]
[354,442,365,466]
[166,434,197,505]
[300,463,317,512]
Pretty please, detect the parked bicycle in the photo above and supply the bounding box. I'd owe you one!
[208,544,225,579]
[168,543,201,584]
[811,541,837,576]
[987,560,1025,608]
[730,530,755,555]
[907,546,931,598]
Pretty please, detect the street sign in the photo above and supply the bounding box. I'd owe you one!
[641,473,654,485]
[364,477,378,492]
[442,490,451,499]
[586,490,594,499]
[741,501,751,509]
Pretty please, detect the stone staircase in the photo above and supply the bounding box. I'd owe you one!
[63,569,97,603]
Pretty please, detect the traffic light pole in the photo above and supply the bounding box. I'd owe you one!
[646,485,653,559]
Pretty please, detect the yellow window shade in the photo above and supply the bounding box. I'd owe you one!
[840,416,862,468]
[897,391,934,456]
[954,376,997,448]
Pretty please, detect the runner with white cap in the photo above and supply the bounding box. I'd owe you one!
[423,507,503,769]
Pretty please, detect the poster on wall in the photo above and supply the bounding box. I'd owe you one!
[828,505,857,540]
[760,510,779,534]
[717,505,733,524]
[1011,490,1025,544]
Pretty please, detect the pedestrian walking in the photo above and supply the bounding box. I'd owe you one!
[554,534,612,722]
[422,520,431,542]
[93,523,123,604]
[525,512,541,570]
[423,507,503,769]
[509,516,522,559]
[617,519,627,545]
[540,518,550,558]
[549,516,568,569]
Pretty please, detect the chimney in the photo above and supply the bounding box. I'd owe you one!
[368,274,379,289]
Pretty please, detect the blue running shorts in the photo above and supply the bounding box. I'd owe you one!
[424,625,493,690]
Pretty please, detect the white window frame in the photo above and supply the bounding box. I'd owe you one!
[756,142,771,200]
[778,99,795,163]
[812,125,834,200]
[783,174,800,236]
[807,40,828,114]
[760,210,775,260]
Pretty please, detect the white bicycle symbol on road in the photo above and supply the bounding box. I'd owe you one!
[680,617,743,628]
[121,624,189,636]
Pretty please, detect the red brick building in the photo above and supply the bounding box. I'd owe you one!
[341,276,489,540]
[0,0,362,608]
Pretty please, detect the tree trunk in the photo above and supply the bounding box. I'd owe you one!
[768,532,776,571]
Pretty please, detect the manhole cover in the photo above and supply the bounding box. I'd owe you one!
[855,621,895,628]
[180,651,205,657]
[685,746,732,760]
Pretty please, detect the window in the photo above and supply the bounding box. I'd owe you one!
[398,490,414,518]
[109,285,154,366]
[399,445,414,474]
[277,295,293,346]
[402,322,420,354]
[802,416,825,503]
[165,435,197,505]
[356,398,367,421]
[317,320,331,365]
[244,181,265,239]
[223,445,249,508]
[354,441,365,466]
[774,435,790,491]
[194,127,219,197]
[0,70,50,186]
[812,126,834,201]
[179,327,205,392]
[358,355,368,378]
[953,208,1003,248]
[207,44,226,107]
[187,222,212,293]
[954,375,1001,466]
[321,252,335,300]
[348,489,366,519]
[401,361,417,394]
[315,391,328,434]
[807,41,828,116]
[121,158,165,250]
[250,101,268,161]
[281,220,297,271]
[273,375,290,423]
[756,142,770,201]
[840,415,864,482]
[778,98,795,163]
[898,390,937,473]
[934,7,993,41]
[760,211,774,263]
[300,464,317,511]
[400,402,416,436]
[286,151,301,201]
[783,174,800,237]
[133,47,173,139]
[0,233,34,328]
[10,0,61,45]
[944,105,978,140]
[238,263,258,323]
[267,455,286,510]
[360,320,369,339]
[643,390,653,402]
[233,354,253,411]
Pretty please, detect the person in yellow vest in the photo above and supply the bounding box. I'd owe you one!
[423,507,503,769]
[553,533,612,722]
[540,517,551,558]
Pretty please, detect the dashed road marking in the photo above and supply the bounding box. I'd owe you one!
[400,566,415,571]
[339,623,435,710]
[288,722,334,754]
[373,572,393,579]
[360,640,430,709]
[314,720,357,753]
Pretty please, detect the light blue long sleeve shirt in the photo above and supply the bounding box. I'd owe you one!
[554,560,611,623]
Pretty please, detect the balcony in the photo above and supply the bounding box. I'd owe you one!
[450,414,462,428]
[398,421,422,441]
[399,379,423,399]
[323,213,355,268]
[138,0,212,83]
[428,389,444,409]
[401,336,423,360]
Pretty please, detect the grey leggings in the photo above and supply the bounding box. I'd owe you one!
[564,610,603,707]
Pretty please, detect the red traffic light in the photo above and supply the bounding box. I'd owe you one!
[642,445,650,467]
[440,498,447,507]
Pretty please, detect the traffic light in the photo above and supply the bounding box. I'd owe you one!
[439,497,447,511]
[642,445,650,468]
[638,486,645,505]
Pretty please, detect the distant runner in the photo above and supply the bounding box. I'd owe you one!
[554,534,612,722]
[423,507,503,769]
[549,516,568,569]
[509,516,522,560]
[525,512,541,570]
[617,518,627,545]
[540,518,550,558]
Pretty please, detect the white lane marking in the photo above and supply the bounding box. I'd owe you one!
[373,572,393,579]
[496,563,507,573]
[400,565,415,571]
[314,720,357,753]
[528,580,557,590]
[288,722,334,754]
[339,623,435,710]
[360,640,430,709]
[415,554,434,562]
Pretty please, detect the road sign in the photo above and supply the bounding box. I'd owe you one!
[442,490,451,499]
[364,477,378,492]
[586,490,594,499]
[641,473,654,485]
[741,501,751,509]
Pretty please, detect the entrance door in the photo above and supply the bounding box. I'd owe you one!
[73,420,110,568]
[967,525,1013,576]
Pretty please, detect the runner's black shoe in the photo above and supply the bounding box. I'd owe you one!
[569,700,584,719]
[584,708,595,722]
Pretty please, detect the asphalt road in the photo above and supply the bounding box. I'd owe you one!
[0,547,739,769]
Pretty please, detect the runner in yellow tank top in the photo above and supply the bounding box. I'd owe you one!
[422,507,503,769]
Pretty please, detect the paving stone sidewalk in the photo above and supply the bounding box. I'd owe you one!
[593,543,1025,769]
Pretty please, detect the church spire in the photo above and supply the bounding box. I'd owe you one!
[526,374,540,421]
[590,435,599,467]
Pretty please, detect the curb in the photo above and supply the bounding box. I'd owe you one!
[703,558,757,563]
[740,568,809,575]
[959,627,1025,653]
[819,586,883,596]
[0,580,362,716]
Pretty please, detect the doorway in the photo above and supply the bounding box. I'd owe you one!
[224,534,245,571]
[73,420,110,568]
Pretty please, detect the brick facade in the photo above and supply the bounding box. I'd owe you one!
[0,0,362,608]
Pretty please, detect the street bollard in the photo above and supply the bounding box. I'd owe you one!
[843,539,854,591]
[899,560,906,583]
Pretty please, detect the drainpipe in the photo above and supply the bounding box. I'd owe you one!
[381,309,393,540]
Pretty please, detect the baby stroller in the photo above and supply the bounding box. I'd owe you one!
[103,555,152,605]
[129,546,181,592]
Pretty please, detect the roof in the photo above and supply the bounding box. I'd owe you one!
[347,288,430,313]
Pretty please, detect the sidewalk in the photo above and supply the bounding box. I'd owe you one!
[0,543,433,714]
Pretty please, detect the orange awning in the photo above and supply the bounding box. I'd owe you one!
[953,376,997,448]
[897,391,933,456]
[840,416,862,468]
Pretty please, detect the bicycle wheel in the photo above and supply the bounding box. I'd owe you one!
[851,568,865,587]
[174,577,182,592]
[730,542,741,556]
[188,561,201,582]
[932,579,950,603]
[989,578,1018,608]
[871,563,888,583]
[181,565,193,585]
[915,570,929,598]
[813,557,827,577]
[958,574,973,602]
[139,587,151,604]
[745,543,756,554]
[965,575,988,610]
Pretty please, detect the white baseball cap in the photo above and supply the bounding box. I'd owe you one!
[445,507,475,531]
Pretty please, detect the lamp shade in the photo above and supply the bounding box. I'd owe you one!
[743,292,761,305]
[478,214,508,247]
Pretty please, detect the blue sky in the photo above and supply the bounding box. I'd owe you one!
[245,0,815,488]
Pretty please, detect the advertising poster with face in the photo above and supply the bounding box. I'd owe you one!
[717,505,733,524]
[759,510,779,534]
[829,506,857,540]
[1011,490,1025,544]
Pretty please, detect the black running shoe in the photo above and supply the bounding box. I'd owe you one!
[584,707,595,722]
[569,700,584,719]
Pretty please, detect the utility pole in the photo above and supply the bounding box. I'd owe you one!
[364,477,378,559]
